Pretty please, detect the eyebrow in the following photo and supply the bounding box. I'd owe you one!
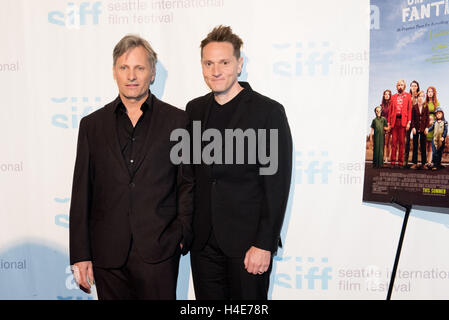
[118,64,146,68]
[202,59,230,62]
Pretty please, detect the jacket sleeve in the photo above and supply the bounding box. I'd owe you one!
[254,104,293,253]
[176,113,195,255]
[407,96,413,125]
[69,117,92,265]
[411,107,416,129]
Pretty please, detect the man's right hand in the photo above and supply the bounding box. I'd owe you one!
[72,261,94,293]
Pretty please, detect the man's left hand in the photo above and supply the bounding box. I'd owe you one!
[244,246,271,275]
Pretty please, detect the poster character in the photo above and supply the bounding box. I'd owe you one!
[428,107,448,171]
[381,89,392,163]
[425,86,440,167]
[410,90,429,169]
[388,80,412,167]
[370,106,388,168]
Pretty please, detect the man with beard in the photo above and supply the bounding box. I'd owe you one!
[388,80,412,167]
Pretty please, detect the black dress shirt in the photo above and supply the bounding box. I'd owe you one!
[115,93,153,178]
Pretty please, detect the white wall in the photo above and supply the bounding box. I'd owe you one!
[1,0,449,300]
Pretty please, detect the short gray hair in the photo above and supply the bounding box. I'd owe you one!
[113,34,157,72]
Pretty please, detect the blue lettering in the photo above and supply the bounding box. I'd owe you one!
[273,42,334,77]
[55,214,69,229]
[48,11,65,26]
[274,256,332,290]
[52,114,69,129]
[274,274,292,288]
[48,2,102,26]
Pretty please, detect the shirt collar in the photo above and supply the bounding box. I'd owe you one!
[115,91,152,114]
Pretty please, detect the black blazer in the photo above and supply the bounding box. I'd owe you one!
[69,94,194,268]
[186,82,292,257]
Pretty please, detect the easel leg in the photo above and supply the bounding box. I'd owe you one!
[387,203,412,300]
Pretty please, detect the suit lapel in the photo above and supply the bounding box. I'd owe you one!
[201,93,214,131]
[102,98,130,175]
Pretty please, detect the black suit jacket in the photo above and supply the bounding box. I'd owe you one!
[186,82,292,257]
[69,94,194,268]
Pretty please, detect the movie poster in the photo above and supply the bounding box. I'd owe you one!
[364,0,449,208]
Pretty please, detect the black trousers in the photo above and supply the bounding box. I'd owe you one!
[93,239,180,300]
[412,132,427,165]
[404,128,412,164]
[190,230,272,300]
[432,142,445,167]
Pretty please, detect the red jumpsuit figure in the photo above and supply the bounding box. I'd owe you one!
[388,80,412,167]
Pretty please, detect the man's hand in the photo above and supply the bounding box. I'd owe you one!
[412,128,416,135]
[244,246,271,275]
[72,261,94,293]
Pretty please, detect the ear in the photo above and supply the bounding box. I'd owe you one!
[112,65,117,81]
[237,56,243,74]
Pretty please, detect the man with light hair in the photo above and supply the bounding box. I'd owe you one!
[69,34,193,299]
[388,79,412,167]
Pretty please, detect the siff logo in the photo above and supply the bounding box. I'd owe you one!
[51,96,101,129]
[295,151,332,184]
[275,256,332,290]
[48,2,102,27]
[54,197,70,229]
[273,41,333,77]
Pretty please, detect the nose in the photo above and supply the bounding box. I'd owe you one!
[127,69,137,81]
[212,64,221,77]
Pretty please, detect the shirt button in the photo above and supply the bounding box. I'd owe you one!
[129,182,135,188]
[130,159,134,164]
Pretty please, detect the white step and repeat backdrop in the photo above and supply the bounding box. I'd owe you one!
[1,0,449,300]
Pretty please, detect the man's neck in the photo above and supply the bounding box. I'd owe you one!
[214,81,243,105]
[120,92,148,114]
